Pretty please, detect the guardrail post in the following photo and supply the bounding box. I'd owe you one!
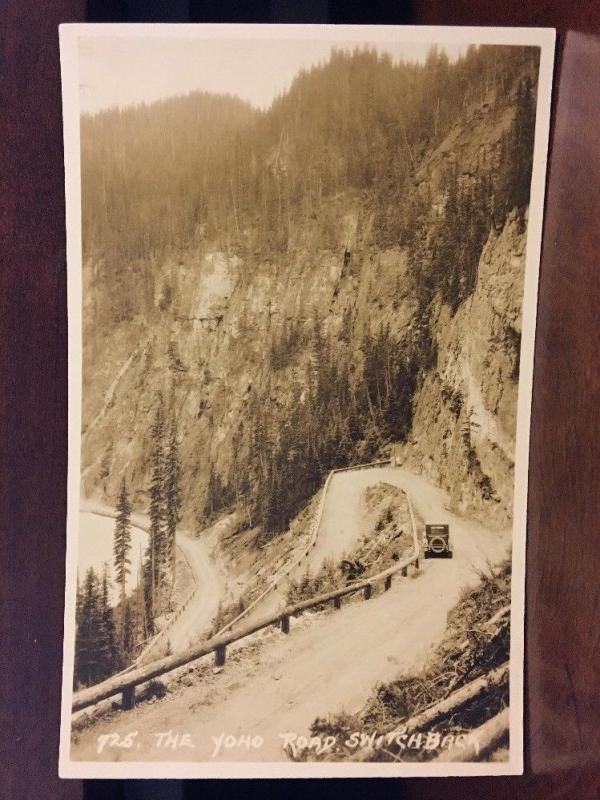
[401,566,408,577]
[215,644,226,667]
[122,684,135,710]
[384,575,392,591]
[363,584,372,600]
[334,596,342,610]
[280,615,290,634]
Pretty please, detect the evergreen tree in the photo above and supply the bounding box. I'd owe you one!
[121,599,136,663]
[82,45,540,541]
[203,466,231,521]
[146,399,166,623]
[99,565,120,675]
[113,476,132,639]
[74,567,103,687]
[511,77,536,219]
[82,45,539,281]
[164,417,182,595]
[74,565,120,686]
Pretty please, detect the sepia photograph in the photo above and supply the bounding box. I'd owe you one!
[59,24,554,779]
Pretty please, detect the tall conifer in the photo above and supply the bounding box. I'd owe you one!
[99,565,120,675]
[113,476,132,637]
[74,567,102,687]
[164,417,182,595]
[147,399,166,620]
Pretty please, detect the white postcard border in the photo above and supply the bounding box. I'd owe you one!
[58,22,556,780]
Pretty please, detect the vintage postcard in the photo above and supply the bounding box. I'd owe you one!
[59,24,554,778]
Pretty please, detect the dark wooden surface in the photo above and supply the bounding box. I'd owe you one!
[1,3,86,800]
[2,3,600,799]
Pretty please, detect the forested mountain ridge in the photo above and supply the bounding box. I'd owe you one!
[81,44,538,536]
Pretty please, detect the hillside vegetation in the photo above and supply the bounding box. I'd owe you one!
[291,559,511,763]
[81,44,539,539]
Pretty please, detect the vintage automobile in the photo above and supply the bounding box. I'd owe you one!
[424,523,453,559]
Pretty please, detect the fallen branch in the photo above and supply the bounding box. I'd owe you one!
[485,605,510,629]
[435,706,509,762]
[360,661,509,761]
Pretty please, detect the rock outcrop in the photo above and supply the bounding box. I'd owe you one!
[81,87,529,533]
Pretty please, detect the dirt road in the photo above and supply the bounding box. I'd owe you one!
[155,522,227,655]
[135,518,228,662]
[237,465,508,623]
[72,467,510,763]
[79,503,227,661]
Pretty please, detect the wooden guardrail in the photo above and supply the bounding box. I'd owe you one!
[212,469,335,637]
[83,460,393,676]
[214,458,393,636]
[72,466,418,715]
[133,537,201,664]
[133,459,396,656]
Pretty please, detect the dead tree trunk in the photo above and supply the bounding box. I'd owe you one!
[435,706,509,763]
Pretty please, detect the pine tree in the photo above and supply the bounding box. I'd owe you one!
[99,565,120,676]
[113,476,132,639]
[147,400,166,622]
[121,599,136,663]
[78,47,540,542]
[74,567,102,687]
[74,565,120,686]
[164,417,182,597]
[512,76,536,218]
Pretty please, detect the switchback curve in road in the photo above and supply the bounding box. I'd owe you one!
[72,467,511,763]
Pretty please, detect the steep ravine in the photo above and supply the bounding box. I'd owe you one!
[81,212,417,522]
[81,94,526,534]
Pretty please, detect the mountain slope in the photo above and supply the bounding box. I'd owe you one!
[80,45,538,540]
[71,467,509,763]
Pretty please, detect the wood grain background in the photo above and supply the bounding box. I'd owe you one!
[2,3,599,798]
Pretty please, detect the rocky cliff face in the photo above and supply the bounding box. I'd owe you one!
[81,89,528,533]
[401,212,525,528]
[81,215,411,519]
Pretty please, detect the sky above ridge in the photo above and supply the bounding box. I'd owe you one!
[79,35,467,115]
